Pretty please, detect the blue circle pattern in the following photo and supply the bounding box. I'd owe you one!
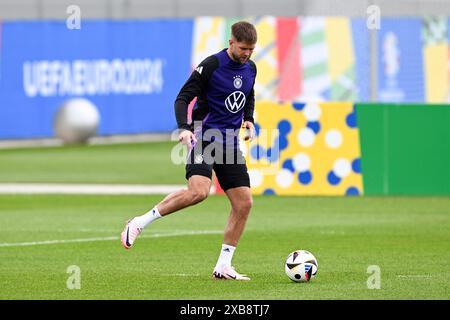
[346,106,357,128]
[278,120,291,134]
[263,188,276,195]
[267,148,273,160]
[256,104,360,195]
[346,187,360,196]
[327,171,341,185]
[279,106,320,187]
[254,123,261,137]
[250,145,265,160]
[320,106,360,193]
[293,103,305,111]
[282,159,295,173]
[327,169,361,196]
[268,139,279,162]
[279,136,288,151]
[306,121,321,134]
[251,119,291,163]
[352,158,361,173]
[298,171,312,185]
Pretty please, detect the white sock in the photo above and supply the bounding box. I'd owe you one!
[215,244,236,270]
[133,207,161,228]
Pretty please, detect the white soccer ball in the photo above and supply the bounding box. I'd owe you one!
[285,250,318,282]
[54,98,100,144]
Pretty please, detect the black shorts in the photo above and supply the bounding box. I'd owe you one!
[185,141,250,191]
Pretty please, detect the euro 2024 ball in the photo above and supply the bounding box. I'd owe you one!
[285,250,318,282]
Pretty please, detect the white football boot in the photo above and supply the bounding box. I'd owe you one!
[120,219,143,249]
[212,266,250,281]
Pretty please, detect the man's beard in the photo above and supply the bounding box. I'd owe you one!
[231,51,248,64]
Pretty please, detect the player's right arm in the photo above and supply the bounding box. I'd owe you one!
[174,55,218,147]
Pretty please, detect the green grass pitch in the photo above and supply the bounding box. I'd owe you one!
[0,142,185,184]
[0,142,449,299]
[0,194,448,299]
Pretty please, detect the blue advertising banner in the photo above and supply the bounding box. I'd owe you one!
[377,18,424,103]
[0,21,3,84]
[351,18,370,102]
[0,20,193,139]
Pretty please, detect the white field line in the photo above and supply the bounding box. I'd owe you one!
[0,183,217,195]
[0,230,223,248]
[161,274,201,277]
[397,275,433,279]
[0,183,185,195]
[0,133,172,149]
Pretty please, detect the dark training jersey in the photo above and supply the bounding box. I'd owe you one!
[174,49,257,147]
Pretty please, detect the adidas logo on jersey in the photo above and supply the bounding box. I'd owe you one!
[195,66,203,74]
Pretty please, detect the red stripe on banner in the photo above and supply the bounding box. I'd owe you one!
[277,18,301,101]
[214,175,224,194]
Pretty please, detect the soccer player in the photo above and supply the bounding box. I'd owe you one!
[121,21,258,281]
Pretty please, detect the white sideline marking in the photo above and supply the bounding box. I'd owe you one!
[0,183,186,195]
[0,230,223,248]
[162,274,201,277]
[397,275,433,279]
[0,183,217,195]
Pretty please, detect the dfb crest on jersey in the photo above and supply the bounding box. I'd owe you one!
[225,91,246,113]
[233,75,243,89]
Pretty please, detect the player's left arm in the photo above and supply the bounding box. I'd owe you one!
[242,88,255,142]
[243,61,257,141]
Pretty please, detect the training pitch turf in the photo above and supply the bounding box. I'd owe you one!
[0,194,448,300]
[0,142,185,184]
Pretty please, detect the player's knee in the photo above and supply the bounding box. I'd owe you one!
[239,197,253,213]
[189,188,209,204]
